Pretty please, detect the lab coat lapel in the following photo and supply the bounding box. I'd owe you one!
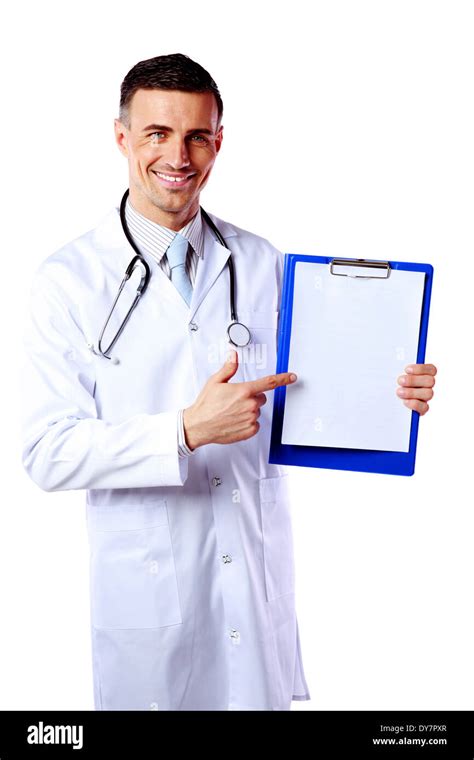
[188,214,237,323]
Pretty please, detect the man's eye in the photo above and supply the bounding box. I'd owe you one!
[191,135,207,143]
[150,132,165,140]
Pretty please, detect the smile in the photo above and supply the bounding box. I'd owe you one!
[152,170,195,186]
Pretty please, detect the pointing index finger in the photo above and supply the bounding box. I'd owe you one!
[245,372,297,395]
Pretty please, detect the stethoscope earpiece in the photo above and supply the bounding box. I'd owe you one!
[88,343,120,365]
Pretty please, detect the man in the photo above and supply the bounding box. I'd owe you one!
[21,53,437,711]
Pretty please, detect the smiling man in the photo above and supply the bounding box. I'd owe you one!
[116,86,222,228]
[21,53,437,712]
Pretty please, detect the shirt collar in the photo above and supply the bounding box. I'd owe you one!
[124,197,204,265]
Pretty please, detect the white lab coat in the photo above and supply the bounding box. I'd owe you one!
[21,201,311,711]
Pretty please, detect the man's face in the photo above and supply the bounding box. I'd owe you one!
[114,88,223,228]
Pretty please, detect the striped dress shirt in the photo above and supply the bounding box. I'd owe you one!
[125,197,203,284]
[124,197,203,458]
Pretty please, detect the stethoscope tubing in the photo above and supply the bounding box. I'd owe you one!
[90,188,249,361]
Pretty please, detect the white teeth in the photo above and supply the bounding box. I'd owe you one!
[155,171,189,183]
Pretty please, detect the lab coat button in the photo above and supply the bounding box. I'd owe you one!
[229,629,240,644]
[222,554,232,564]
[212,477,222,487]
[189,322,198,331]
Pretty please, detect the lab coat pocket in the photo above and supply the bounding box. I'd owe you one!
[259,474,295,602]
[87,498,182,630]
[239,310,279,383]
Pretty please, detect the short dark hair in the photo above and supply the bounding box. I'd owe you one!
[119,53,223,128]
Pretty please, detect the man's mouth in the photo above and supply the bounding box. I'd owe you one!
[152,170,196,187]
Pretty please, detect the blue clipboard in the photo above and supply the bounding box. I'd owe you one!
[269,255,434,476]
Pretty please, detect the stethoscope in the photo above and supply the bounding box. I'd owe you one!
[88,188,251,364]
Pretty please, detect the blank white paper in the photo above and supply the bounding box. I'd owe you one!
[281,261,426,452]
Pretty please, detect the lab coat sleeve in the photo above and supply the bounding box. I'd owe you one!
[20,266,189,492]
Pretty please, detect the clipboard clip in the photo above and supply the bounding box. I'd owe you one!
[329,258,391,279]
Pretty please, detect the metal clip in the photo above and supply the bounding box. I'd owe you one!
[329,258,391,279]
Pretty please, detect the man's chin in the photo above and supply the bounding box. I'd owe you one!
[152,193,192,211]
[141,189,197,217]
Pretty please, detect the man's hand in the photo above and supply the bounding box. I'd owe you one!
[183,349,297,450]
[396,363,437,415]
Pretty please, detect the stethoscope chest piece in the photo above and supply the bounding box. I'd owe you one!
[227,321,251,348]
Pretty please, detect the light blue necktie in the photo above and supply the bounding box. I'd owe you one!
[166,232,193,306]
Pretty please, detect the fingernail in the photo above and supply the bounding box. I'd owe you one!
[405,366,414,373]
[400,376,407,385]
[290,374,297,381]
[397,388,406,396]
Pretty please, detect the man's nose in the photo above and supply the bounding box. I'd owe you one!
[166,138,191,169]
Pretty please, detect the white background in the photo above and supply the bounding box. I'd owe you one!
[1,0,473,710]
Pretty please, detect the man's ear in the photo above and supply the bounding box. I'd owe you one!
[114,118,129,157]
[215,124,224,154]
